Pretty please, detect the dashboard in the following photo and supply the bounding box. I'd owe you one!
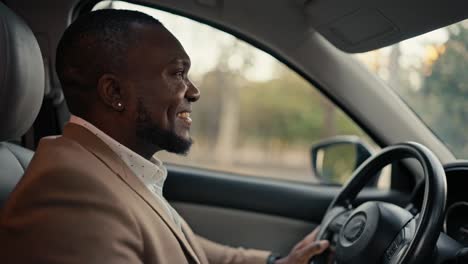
[445,201,468,245]
[410,161,468,247]
[443,162,468,246]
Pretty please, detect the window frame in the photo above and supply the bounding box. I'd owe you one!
[76,0,397,188]
[76,0,385,149]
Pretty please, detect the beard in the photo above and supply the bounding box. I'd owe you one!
[136,123,193,155]
[136,99,193,155]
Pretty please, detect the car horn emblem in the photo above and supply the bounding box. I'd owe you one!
[343,215,366,242]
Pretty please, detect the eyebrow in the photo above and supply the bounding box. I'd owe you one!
[168,58,191,68]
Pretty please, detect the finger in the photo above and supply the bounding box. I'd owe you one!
[299,240,330,260]
[296,226,321,249]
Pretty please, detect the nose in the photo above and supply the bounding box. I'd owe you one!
[186,81,200,102]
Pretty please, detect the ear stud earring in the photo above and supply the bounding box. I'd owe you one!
[115,102,124,111]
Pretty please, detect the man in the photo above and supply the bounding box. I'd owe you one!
[0,9,329,264]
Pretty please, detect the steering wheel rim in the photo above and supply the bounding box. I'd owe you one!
[314,142,447,264]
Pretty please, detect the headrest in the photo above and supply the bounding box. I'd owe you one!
[0,3,44,141]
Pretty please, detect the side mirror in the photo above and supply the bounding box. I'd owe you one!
[311,136,374,185]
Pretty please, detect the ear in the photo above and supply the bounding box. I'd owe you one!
[96,74,125,112]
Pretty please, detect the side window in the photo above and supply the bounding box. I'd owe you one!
[95,1,383,186]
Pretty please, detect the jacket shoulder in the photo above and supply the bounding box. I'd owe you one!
[3,135,130,216]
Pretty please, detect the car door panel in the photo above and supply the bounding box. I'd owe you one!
[172,202,313,255]
[165,165,409,251]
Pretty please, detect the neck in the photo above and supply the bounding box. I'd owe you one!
[136,139,162,160]
[81,114,159,160]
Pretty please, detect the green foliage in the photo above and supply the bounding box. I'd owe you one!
[414,24,468,157]
[238,69,368,147]
[239,71,323,144]
[192,63,368,148]
[321,144,357,184]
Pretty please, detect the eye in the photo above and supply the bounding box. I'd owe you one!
[174,71,185,80]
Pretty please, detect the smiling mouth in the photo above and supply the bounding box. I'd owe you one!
[177,111,192,125]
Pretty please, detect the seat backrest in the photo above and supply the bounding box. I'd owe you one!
[0,2,44,206]
[0,143,34,206]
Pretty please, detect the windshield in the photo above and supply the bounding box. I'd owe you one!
[354,20,468,158]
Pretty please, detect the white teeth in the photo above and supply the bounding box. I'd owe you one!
[177,112,190,118]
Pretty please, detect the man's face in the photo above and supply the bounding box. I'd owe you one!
[122,24,200,154]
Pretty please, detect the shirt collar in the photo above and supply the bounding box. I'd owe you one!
[69,115,167,194]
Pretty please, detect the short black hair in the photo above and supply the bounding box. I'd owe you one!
[55,9,163,116]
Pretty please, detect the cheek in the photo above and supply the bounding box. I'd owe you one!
[140,74,188,129]
[163,77,189,108]
[127,84,168,127]
[155,95,184,129]
[165,87,186,122]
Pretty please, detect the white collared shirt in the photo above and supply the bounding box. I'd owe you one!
[69,115,182,230]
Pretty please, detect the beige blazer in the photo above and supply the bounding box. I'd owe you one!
[0,124,270,264]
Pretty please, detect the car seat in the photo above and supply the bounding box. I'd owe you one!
[0,2,44,206]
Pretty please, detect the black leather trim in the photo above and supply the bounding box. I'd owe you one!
[444,161,468,172]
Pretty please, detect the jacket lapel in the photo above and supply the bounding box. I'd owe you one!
[63,123,201,264]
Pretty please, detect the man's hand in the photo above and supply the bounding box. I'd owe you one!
[275,227,330,264]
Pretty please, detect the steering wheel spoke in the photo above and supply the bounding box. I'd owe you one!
[328,209,351,233]
[317,206,350,240]
[383,217,417,264]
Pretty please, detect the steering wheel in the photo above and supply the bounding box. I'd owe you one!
[314,142,447,264]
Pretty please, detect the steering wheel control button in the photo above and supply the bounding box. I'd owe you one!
[383,218,417,264]
[343,214,366,243]
[383,232,404,264]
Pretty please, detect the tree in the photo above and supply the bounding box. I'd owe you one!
[193,39,254,165]
[420,23,468,157]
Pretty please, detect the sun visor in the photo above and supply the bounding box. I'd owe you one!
[305,0,468,53]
